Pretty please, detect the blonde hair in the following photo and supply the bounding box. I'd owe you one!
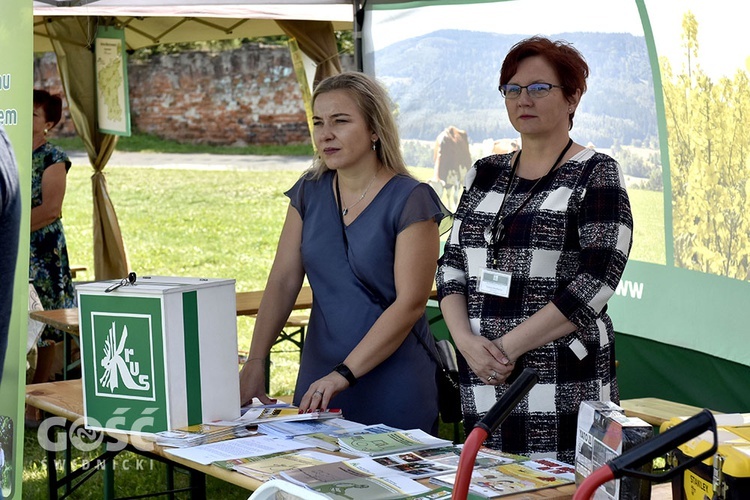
[308,72,410,179]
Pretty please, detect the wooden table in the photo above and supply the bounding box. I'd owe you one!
[26,380,593,500]
[235,286,313,317]
[620,397,722,427]
[30,308,80,335]
[29,286,316,336]
[70,265,87,279]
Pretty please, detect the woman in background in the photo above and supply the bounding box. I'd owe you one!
[29,89,75,384]
[436,37,632,462]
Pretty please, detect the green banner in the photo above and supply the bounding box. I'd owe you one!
[365,0,750,409]
[0,1,32,498]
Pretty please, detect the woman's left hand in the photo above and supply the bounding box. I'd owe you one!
[456,334,515,385]
[298,371,350,413]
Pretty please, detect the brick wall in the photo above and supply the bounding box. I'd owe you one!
[33,43,354,146]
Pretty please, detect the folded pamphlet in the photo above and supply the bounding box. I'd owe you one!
[430,461,574,498]
[337,428,452,457]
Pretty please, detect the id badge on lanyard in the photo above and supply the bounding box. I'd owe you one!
[482,218,512,298]
[477,268,512,298]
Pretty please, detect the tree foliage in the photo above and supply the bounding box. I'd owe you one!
[663,12,750,279]
[130,31,354,60]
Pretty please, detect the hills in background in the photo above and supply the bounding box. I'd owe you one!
[373,30,658,149]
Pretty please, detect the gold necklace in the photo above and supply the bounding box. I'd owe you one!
[341,172,378,216]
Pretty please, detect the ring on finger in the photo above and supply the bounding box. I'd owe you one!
[487,375,496,382]
[491,370,497,378]
[313,390,324,396]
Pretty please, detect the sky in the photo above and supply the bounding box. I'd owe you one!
[366,0,748,80]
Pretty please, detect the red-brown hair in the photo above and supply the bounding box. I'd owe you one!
[499,36,589,130]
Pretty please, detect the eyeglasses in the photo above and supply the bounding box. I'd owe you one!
[499,83,564,99]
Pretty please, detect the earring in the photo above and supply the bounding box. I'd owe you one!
[44,128,48,135]
[568,108,573,113]
[371,142,377,151]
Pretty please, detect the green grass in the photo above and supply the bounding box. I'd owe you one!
[51,131,315,156]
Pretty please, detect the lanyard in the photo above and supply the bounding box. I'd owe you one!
[334,173,350,251]
[488,138,573,266]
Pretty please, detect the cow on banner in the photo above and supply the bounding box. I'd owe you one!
[430,125,472,210]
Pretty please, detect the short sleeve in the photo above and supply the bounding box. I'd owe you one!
[397,183,453,235]
[284,174,309,218]
[46,144,71,173]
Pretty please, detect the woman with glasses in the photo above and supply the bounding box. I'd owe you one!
[28,89,76,387]
[436,36,632,462]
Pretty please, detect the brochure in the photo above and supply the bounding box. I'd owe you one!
[310,475,431,500]
[293,433,341,452]
[280,457,393,487]
[520,457,576,481]
[154,423,255,448]
[258,417,363,439]
[231,450,345,482]
[338,429,452,457]
[430,461,574,498]
[280,445,484,487]
[215,406,343,426]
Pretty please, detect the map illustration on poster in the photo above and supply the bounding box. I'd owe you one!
[95,26,131,136]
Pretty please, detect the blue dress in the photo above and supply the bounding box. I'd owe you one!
[287,170,448,433]
[30,142,76,343]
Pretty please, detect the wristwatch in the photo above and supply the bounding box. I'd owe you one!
[333,362,357,387]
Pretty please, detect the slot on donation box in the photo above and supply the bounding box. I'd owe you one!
[77,276,240,434]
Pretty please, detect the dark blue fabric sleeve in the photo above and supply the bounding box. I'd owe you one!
[397,182,453,235]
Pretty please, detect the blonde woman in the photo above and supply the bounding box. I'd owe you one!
[240,72,450,433]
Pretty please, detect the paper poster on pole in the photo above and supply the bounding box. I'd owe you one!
[95,26,131,136]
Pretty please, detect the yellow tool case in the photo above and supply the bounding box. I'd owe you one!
[661,415,750,500]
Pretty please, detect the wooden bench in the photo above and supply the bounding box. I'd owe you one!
[70,265,87,279]
[620,397,722,427]
[238,315,309,393]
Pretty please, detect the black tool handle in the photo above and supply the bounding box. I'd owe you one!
[610,408,717,481]
[475,368,538,435]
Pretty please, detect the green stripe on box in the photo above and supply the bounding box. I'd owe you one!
[183,291,203,425]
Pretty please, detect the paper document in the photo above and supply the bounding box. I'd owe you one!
[164,435,312,465]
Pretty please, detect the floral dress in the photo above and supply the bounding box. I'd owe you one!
[30,142,76,344]
[436,148,633,463]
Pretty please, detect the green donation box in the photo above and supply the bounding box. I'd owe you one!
[76,276,240,434]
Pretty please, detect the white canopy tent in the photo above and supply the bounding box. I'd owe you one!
[33,1,354,52]
[32,0,354,280]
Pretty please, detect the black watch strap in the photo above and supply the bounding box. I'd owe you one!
[333,362,357,387]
